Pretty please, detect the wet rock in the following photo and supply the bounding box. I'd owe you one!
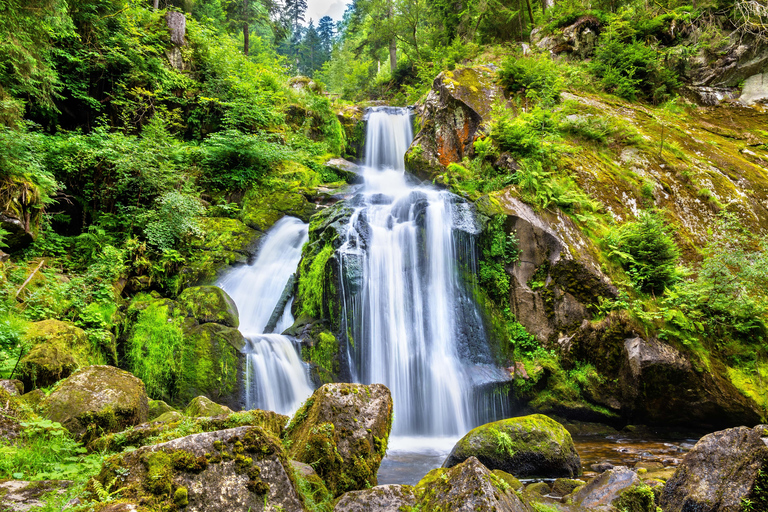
[405,66,504,181]
[416,456,528,512]
[185,396,233,418]
[739,73,768,106]
[572,466,641,508]
[334,484,417,512]
[614,484,657,512]
[0,379,23,396]
[285,383,393,496]
[659,424,768,512]
[325,158,364,184]
[492,469,523,491]
[443,414,581,478]
[533,15,601,59]
[591,462,615,473]
[240,189,316,233]
[522,481,551,498]
[552,478,586,497]
[95,426,303,512]
[41,365,148,439]
[0,480,74,512]
[177,286,240,328]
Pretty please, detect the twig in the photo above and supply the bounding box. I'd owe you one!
[15,259,45,298]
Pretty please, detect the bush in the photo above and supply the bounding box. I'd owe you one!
[498,54,563,107]
[143,191,205,251]
[607,211,680,294]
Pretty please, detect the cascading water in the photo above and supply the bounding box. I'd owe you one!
[218,216,314,416]
[338,107,507,438]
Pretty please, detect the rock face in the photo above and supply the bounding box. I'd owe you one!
[96,426,303,512]
[0,213,34,252]
[417,456,529,512]
[0,379,23,395]
[477,192,616,343]
[659,425,768,512]
[532,15,601,59]
[405,66,505,180]
[286,383,393,496]
[41,365,148,439]
[177,286,239,328]
[239,189,316,233]
[334,484,418,512]
[572,466,641,508]
[0,480,74,512]
[443,414,581,478]
[740,73,768,105]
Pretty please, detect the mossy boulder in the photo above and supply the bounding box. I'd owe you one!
[177,285,239,328]
[614,484,656,512]
[415,456,529,512]
[334,484,417,512]
[240,189,315,233]
[41,365,148,440]
[572,466,641,508]
[0,480,74,512]
[95,426,303,512]
[147,399,173,421]
[492,469,524,491]
[0,379,23,396]
[443,414,581,478]
[659,425,768,512]
[285,383,393,497]
[184,396,233,417]
[16,319,103,390]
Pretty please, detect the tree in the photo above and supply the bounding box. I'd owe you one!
[318,15,335,53]
[284,0,308,26]
[244,0,250,55]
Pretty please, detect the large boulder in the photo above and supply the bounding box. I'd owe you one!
[405,66,505,181]
[334,484,418,512]
[184,396,233,418]
[41,365,148,439]
[659,425,768,512]
[572,466,641,508]
[532,15,601,59]
[443,414,581,478]
[95,426,303,512]
[177,286,239,328]
[416,456,529,512]
[285,383,393,496]
[240,189,316,233]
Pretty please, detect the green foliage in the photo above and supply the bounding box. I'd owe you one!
[0,418,103,482]
[509,320,540,356]
[489,426,515,457]
[607,211,680,294]
[0,313,30,379]
[498,54,564,107]
[478,215,520,305]
[143,191,205,251]
[298,243,334,318]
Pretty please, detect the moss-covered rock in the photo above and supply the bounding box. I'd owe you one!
[41,365,148,441]
[334,484,417,512]
[95,426,303,512]
[184,396,233,417]
[147,399,173,421]
[240,189,316,233]
[415,456,528,512]
[0,480,74,512]
[285,383,393,497]
[0,379,23,396]
[614,484,656,512]
[552,477,586,497]
[492,469,524,491]
[177,285,239,328]
[660,424,768,512]
[443,414,581,478]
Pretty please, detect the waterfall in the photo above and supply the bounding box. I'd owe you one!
[218,216,314,415]
[337,107,501,437]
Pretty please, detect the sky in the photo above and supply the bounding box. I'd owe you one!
[305,0,352,24]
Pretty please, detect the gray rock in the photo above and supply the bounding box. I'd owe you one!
[95,426,304,512]
[0,379,23,396]
[573,466,640,508]
[0,480,73,512]
[335,485,418,512]
[166,11,186,46]
[660,425,768,512]
[533,15,601,59]
[325,158,364,184]
[739,73,768,105]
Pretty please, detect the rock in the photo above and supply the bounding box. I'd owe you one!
[16,319,95,390]
[591,462,615,473]
[552,478,586,497]
[41,365,148,439]
[572,466,641,508]
[659,425,768,512]
[634,461,664,471]
[0,213,33,252]
[443,414,581,478]
[95,426,303,512]
[155,411,185,423]
[148,399,173,421]
[533,15,601,59]
[325,158,364,184]
[405,66,505,181]
[740,73,768,106]
[686,32,768,89]
[416,456,528,512]
[0,379,23,395]
[0,480,74,512]
[286,383,393,496]
[336,105,366,160]
[185,396,233,417]
[492,469,524,491]
[240,189,315,233]
[523,481,551,497]
[291,459,333,506]
[334,484,417,512]
[166,10,186,46]
[614,484,656,512]
[177,286,240,328]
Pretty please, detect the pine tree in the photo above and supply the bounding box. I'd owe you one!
[284,0,307,26]
[318,16,335,54]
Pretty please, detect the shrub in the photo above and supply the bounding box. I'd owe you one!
[143,191,205,251]
[498,54,563,107]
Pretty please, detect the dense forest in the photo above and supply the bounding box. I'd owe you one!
[0,0,767,510]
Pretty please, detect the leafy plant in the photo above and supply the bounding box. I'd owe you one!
[143,191,205,251]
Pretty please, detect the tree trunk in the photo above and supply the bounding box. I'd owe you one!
[542,0,554,12]
[388,0,397,73]
[243,0,249,55]
[525,0,535,27]
[153,0,159,9]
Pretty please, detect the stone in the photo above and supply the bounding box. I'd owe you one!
[533,15,601,59]
[184,396,233,418]
[155,411,185,423]
[324,158,364,184]
[614,484,656,512]
[443,414,581,478]
[95,426,303,512]
[0,379,23,395]
[659,425,768,512]
[286,383,393,496]
[572,466,641,508]
[177,286,240,328]
[148,399,173,421]
[492,469,524,491]
[405,66,505,181]
[41,365,148,439]
[334,484,417,512]
[166,11,186,46]
[240,189,316,233]
[416,456,529,512]
[0,213,33,252]
[552,478,586,497]
[739,73,768,105]
[0,480,74,512]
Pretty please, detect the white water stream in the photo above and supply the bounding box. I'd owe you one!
[218,216,314,416]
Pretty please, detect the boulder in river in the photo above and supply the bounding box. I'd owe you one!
[285,383,393,496]
[572,466,641,508]
[41,365,148,440]
[659,424,768,512]
[443,414,581,478]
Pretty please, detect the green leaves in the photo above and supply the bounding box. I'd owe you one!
[143,191,205,251]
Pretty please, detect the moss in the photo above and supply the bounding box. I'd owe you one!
[173,486,189,507]
[240,189,315,232]
[297,243,335,318]
[306,331,339,383]
[176,286,239,328]
[143,451,174,495]
[613,484,655,512]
